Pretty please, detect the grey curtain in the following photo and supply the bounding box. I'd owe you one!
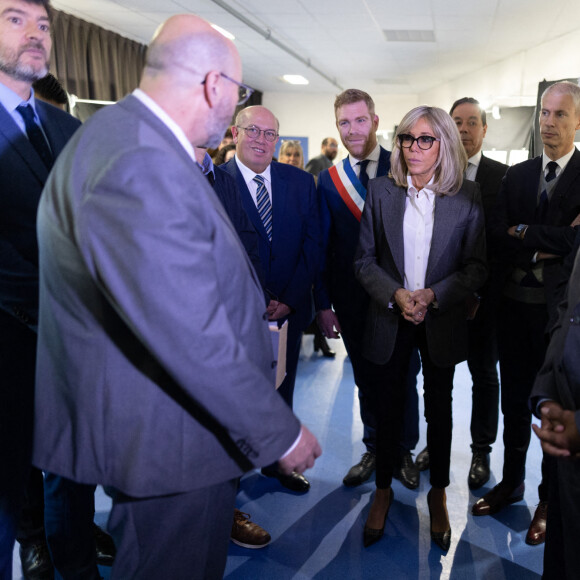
[50,10,147,101]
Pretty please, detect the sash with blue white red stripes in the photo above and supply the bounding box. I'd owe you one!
[328,157,367,222]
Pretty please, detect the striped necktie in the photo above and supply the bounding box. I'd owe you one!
[253,175,273,241]
[16,104,53,169]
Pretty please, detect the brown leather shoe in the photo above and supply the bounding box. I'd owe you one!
[231,509,271,549]
[525,501,548,546]
[472,481,525,516]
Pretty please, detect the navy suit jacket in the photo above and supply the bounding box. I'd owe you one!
[0,100,81,329]
[222,158,320,331]
[491,148,580,321]
[314,146,391,343]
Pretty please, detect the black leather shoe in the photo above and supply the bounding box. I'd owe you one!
[343,452,376,487]
[427,489,451,551]
[20,542,54,580]
[472,481,525,516]
[468,450,490,490]
[93,523,116,565]
[525,501,548,546]
[415,446,430,471]
[394,452,419,490]
[313,333,335,358]
[261,468,310,492]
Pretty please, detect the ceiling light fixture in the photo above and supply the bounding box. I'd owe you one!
[282,75,309,85]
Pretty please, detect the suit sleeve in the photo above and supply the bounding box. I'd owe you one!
[490,167,537,269]
[312,171,332,311]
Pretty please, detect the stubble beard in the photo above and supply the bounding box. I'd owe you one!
[0,43,49,83]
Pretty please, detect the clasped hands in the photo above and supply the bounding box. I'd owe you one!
[394,287,435,325]
[267,299,291,321]
[532,401,580,459]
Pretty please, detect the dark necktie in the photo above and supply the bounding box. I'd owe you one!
[358,159,370,189]
[253,175,273,241]
[205,170,215,187]
[536,161,558,223]
[16,104,53,169]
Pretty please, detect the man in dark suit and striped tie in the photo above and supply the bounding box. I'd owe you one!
[224,105,321,492]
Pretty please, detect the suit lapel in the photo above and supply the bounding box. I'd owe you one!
[0,102,49,184]
[426,194,454,279]
[381,179,405,281]
[224,159,270,243]
[269,163,287,249]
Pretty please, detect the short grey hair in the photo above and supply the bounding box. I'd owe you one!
[541,80,580,116]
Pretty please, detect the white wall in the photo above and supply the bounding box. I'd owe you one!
[261,25,580,162]
[419,27,580,111]
[262,91,419,162]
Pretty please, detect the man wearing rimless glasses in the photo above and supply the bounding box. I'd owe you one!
[224,105,321,493]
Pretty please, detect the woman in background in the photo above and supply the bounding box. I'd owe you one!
[279,140,304,169]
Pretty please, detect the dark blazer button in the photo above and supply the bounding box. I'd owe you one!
[271,361,277,368]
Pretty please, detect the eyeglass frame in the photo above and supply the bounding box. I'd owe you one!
[235,125,279,143]
[398,133,441,150]
[201,72,255,106]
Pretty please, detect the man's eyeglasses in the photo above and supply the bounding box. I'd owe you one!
[202,72,255,106]
[236,125,279,143]
[398,134,440,150]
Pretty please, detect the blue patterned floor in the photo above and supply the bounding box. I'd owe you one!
[14,337,545,579]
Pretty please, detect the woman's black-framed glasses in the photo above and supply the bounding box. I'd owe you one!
[201,73,255,106]
[398,134,440,150]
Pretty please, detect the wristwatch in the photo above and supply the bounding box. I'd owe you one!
[514,223,528,240]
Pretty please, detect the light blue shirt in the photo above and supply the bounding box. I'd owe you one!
[0,81,42,136]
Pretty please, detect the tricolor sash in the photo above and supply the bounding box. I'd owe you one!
[328,158,367,222]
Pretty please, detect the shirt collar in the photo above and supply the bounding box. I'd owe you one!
[234,154,272,185]
[0,80,38,116]
[467,150,483,168]
[348,142,381,167]
[542,147,575,173]
[199,151,215,179]
[406,174,436,199]
[132,88,196,164]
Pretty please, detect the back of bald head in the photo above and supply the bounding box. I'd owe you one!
[142,15,236,87]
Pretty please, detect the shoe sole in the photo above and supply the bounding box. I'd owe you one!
[231,538,271,549]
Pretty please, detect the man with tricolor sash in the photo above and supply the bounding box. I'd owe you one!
[315,89,421,489]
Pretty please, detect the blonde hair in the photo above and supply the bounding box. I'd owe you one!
[390,106,467,196]
[279,140,304,170]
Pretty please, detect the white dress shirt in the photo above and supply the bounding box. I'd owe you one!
[403,175,436,292]
[234,155,273,205]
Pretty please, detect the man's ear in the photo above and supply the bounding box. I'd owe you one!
[202,71,221,108]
